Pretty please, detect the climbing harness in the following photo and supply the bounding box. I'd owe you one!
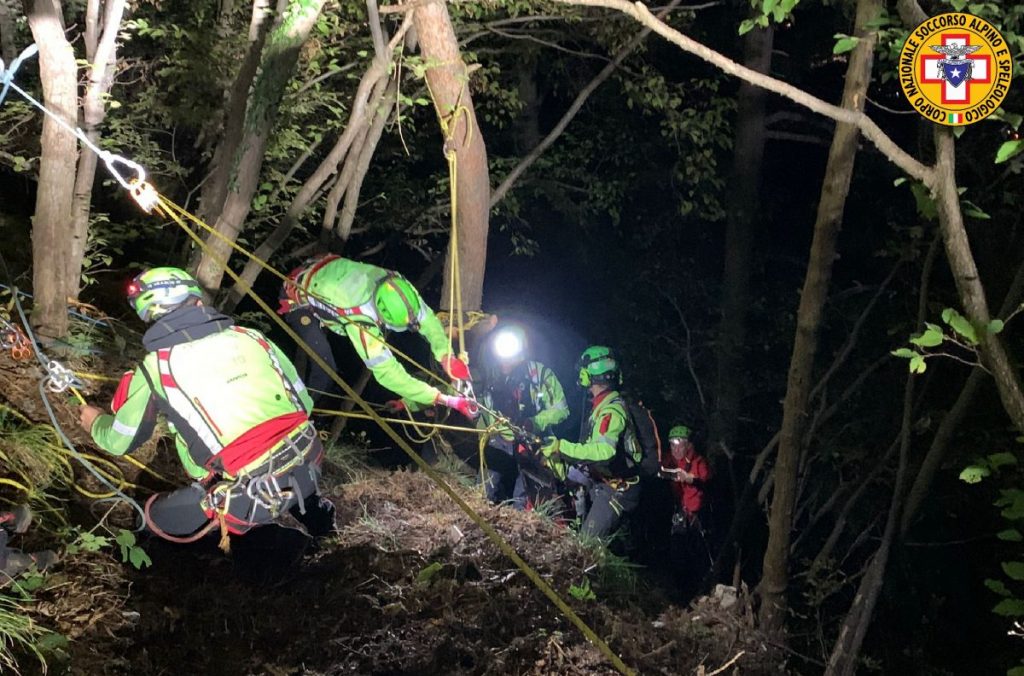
[0,43,635,676]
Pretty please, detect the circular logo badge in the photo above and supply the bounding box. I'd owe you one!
[898,12,1013,126]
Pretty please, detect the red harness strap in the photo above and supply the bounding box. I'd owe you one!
[210,411,309,476]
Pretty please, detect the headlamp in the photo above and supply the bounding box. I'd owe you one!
[492,328,524,361]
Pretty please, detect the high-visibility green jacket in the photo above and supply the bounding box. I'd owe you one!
[559,389,627,465]
[301,257,452,406]
[90,320,312,480]
[479,360,569,439]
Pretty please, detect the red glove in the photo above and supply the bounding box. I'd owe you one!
[435,393,479,419]
[384,400,406,414]
[440,354,471,381]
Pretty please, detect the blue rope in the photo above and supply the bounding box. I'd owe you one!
[0,249,146,530]
[0,44,38,106]
[0,284,110,328]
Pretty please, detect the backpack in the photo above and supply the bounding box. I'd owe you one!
[621,397,663,478]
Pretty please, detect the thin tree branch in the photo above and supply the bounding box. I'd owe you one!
[554,0,933,186]
[490,0,683,207]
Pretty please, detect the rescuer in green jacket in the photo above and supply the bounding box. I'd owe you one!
[477,325,569,508]
[541,346,641,539]
[277,254,477,418]
[78,267,335,542]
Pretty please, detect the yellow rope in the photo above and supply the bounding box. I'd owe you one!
[158,199,450,390]
[436,310,492,333]
[313,407,481,435]
[154,192,634,675]
[73,371,120,382]
[477,429,490,495]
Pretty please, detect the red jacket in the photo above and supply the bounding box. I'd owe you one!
[663,450,710,515]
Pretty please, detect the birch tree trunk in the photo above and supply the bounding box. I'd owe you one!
[25,0,77,340]
[68,0,127,299]
[198,0,274,223]
[194,0,327,294]
[759,0,882,632]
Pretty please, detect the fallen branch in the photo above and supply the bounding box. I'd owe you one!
[703,650,745,676]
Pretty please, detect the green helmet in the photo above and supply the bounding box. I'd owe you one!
[127,267,202,322]
[577,345,620,387]
[373,274,422,331]
[668,425,692,440]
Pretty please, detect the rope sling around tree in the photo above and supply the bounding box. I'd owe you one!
[0,42,636,675]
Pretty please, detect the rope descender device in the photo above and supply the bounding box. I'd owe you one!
[43,360,82,394]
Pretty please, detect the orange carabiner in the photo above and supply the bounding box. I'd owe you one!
[11,342,31,361]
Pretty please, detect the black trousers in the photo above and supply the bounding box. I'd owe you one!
[581,481,641,539]
[285,308,337,400]
[146,449,334,540]
[670,511,712,601]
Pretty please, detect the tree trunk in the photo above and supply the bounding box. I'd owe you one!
[25,0,77,340]
[68,0,127,299]
[713,24,772,458]
[759,0,882,632]
[222,9,403,310]
[194,0,327,294]
[931,128,1024,431]
[413,0,490,313]
[198,0,274,223]
[0,0,17,64]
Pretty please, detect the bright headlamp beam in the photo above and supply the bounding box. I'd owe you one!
[493,329,524,360]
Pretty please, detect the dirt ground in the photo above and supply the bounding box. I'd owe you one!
[2,349,783,676]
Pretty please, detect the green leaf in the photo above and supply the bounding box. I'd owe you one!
[988,319,1005,335]
[738,18,755,35]
[1003,561,1024,581]
[941,309,978,344]
[992,109,1024,130]
[993,598,1024,616]
[996,139,1024,164]
[997,529,1023,542]
[959,465,991,483]
[115,530,135,548]
[891,348,917,359]
[985,578,1012,596]
[962,200,990,219]
[893,177,908,186]
[910,326,943,348]
[128,546,152,570]
[988,452,1018,469]
[833,36,860,54]
[909,354,927,374]
[910,183,938,220]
